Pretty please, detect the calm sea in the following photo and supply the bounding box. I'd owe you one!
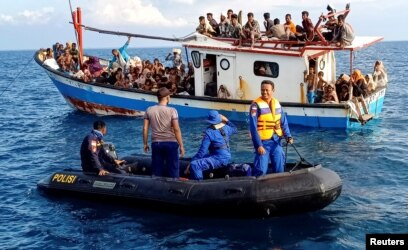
[0,42,407,249]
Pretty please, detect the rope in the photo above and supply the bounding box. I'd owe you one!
[287,143,314,172]
[0,56,34,98]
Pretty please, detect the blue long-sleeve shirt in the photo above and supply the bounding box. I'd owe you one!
[249,101,291,149]
[108,41,130,69]
[80,130,116,172]
[192,121,238,161]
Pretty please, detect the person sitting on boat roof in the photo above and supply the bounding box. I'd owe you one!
[80,120,126,176]
[108,36,131,72]
[207,13,219,36]
[186,110,238,180]
[331,14,354,48]
[219,14,232,38]
[226,9,234,23]
[229,14,242,39]
[297,11,315,41]
[270,18,288,40]
[165,49,183,70]
[143,87,185,178]
[196,16,216,37]
[249,80,293,176]
[263,12,274,38]
[240,12,261,48]
[320,10,338,41]
[284,14,297,39]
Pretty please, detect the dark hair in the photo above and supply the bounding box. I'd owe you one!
[285,14,292,19]
[261,80,275,89]
[207,13,213,17]
[93,120,106,130]
[337,15,345,22]
[263,12,270,19]
[231,14,238,19]
[302,11,309,16]
[227,9,233,13]
[274,18,280,25]
[247,12,254,17]
[199,16,205,21]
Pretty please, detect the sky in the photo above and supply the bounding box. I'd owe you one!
[0,0,407,51]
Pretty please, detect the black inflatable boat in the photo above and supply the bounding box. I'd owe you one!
[37,149,342,217]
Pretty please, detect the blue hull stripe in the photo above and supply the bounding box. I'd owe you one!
[51,78,384,129]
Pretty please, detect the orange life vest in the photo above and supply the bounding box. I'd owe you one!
[254,97,283,139]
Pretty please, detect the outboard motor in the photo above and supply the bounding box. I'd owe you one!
[103,142,118,160]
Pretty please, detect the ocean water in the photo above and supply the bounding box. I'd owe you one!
[0,42,407,250]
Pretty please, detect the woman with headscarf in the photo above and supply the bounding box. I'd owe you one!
[350,69,368,98]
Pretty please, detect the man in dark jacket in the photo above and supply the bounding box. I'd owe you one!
[80,120,125,176]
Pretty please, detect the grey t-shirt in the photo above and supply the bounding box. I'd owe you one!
[144,104,178,142]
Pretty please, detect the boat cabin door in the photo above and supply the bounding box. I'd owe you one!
[216,55,236,99]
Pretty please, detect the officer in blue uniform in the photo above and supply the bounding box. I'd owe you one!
[80,120,126,176]
[187,110,238,180]
[249,80,293,176]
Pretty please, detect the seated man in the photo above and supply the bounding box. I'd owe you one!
[240,12,261,48]
[331,14,354,48]
[229,14,242,38]
[196,16,216,37]
[80,120,126,176]
[108,36,131,72]
[187,111,237,180]
[322,83,339,103]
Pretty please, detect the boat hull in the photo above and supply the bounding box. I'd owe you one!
[38,54,385,129]
[37,155,342,217]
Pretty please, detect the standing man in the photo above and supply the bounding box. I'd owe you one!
[143,87,185,178]
[249,80,294,176]
[187,110,237,180]
[108,36,131,72]
[80,120,126,176]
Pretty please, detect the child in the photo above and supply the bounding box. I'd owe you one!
[304,66,316,103]
[315,71,327,103]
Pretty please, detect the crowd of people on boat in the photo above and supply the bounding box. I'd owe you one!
[39,37,195,96]
[195,4,354,48]
[81,80,293,180]
[304,60,388,105]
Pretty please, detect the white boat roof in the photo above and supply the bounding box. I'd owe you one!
[182,33,384,58]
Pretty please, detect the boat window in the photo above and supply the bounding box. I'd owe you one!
[191,51,201,68]
[220,58,230,70]
[254,61,279,78]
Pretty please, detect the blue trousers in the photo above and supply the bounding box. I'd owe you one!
[190,155,227,180]
[307,91,315,104]
[151,141,179,178]
[253,139,285,176]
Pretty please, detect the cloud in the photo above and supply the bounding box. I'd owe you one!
[0,7,55,25]
[0,14,14,24]
[84,0,188,27]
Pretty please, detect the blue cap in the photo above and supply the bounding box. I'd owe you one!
[206,110,222,125]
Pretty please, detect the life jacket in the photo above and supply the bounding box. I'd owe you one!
[254,97,283,139]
